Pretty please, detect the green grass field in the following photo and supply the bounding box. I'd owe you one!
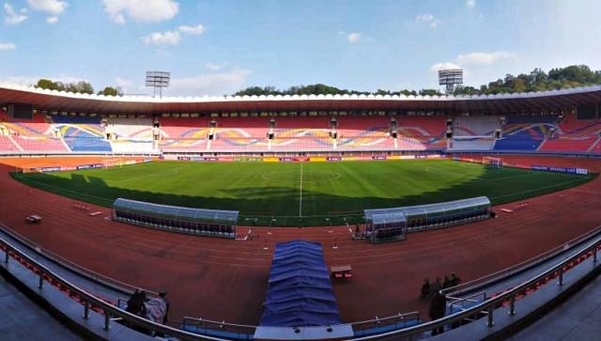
[11,159,596,226]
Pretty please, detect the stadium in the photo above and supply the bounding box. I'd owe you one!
[1,80,601,340]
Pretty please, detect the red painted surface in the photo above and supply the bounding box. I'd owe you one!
[0,155,599,326]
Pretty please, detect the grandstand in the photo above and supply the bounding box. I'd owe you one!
[538,112,601,152]
[0,84,599,155]
[0,83,601,340]
[492,115,557,151]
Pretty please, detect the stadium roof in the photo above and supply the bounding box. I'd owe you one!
[1,83,601,115]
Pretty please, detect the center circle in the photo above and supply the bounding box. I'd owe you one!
[262,170,341,183]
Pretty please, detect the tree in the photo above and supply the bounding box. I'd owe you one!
[98,86,122,96]
[398,89,418,96]
[35,78,63,91]
[34,79,94,94]
[418,89,443,96]
[453,86,481,96]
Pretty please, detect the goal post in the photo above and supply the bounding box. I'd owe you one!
[482,156,503,168]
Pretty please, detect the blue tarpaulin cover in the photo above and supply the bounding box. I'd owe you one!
[259,240,342,327]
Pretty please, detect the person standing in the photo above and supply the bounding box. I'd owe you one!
[428,291,447,335]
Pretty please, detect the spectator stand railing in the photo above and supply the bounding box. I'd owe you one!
[349,311,420,337]
[1,220,601,340]
[446,291,488,316]
[350,231,601,340]
[0,223,145,297]
[181,317,257,340]
[0,236,226,341]
[442,225,601,299]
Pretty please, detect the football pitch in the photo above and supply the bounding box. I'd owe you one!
[12,159,595,226]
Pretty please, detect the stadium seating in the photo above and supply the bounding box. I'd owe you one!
[0,135,19,151]
[105,118,153,139]
[214,116,270,138]
[52,120,108,152]
[539,137,597,153]
[64,137,112,152]
[12,135,69,152]
[209,137,266,152]
[448,137,495,151]
[110,140,155,153]
[397,116,446,137]
[0,112,598,154]
[156,117,212,139]
[453,115,500,136]
[337,135,395,151]
[159,139,208,152]
[336,116,389,136]
[271,136,333,151]
[276,116,330,129]
[538,113,601,153]
[492,115,554,151]
[395,136,428,151]
[51,116,112,152]
[1,116,70,152]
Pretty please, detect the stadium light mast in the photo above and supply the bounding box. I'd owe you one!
[438,69,463,95]
[145,71,170,98]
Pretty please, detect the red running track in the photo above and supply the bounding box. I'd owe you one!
[0,155,599,325]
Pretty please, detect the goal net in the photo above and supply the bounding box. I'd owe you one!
[482,156,503,168]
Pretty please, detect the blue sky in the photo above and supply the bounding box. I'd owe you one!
[0,0,600,96]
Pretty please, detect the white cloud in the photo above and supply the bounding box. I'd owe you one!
[178,24,205,35]
[4,3,28,25]
[430,62,462,73]
[102,0,179,24]
[141,30,181,45]
[416,13,441,28]
[115,77,133,88]
[347,32,361,44]
[206,62,225,71]
[0,42,16,50]
[141,23,205,46]
[168,68,252,96]
[46,15,58,24]
[466,0,476,9]
[112,77,133,93]
[457,51,516,65]
[27,0,67,15]
[429,51,515,87]
[430,51,515,73]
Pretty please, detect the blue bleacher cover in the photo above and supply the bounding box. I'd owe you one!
[259,240,341,327]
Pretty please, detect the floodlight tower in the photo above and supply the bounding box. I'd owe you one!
[438,69,463,95]
[145,71,171,98]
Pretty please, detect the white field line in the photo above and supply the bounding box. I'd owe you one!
[299,162,304,217]
[489,177,586,201]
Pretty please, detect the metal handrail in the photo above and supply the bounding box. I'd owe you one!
[442,225,601,297]
[351,234,601,340]
[182,316,257,336]
[350,311,420,331]
[0,223,154,296]
[0,237,225,341]
[2,221,600,340]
